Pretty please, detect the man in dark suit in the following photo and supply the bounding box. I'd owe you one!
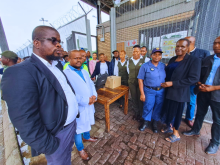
[184,36,210,128]
[183,36,220,154]
[109,50,120,76]
[1,25,79,165]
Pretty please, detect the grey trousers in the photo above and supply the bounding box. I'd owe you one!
[45,120,76,165]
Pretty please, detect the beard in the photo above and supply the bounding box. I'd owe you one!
[73,65,81,69]
[46,51,61,61]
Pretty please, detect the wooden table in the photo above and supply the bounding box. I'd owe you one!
[97,85,129,132]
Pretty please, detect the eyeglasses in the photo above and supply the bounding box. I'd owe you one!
[37,37,61,45]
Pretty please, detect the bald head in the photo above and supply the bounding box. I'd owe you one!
[69,50,80,58]
[69,50,82,69]
[79,50,87,63]
[213,36,220,55]
[32,25,62,63]
[32,26,58,41]
[185,36,196,43]
[185,36,196,52]
[216,36,220,40]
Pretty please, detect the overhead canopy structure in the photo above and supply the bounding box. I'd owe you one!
[81,0,114,14]
[81,0,128,14]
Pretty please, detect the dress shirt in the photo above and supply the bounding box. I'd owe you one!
[119,60,126,66]
[114,58,119,76]
[33,53,78,126]
[205,55,220,85]
[127,56,143,74]
[137,61,166,87]
[145,57,150,63]
[68,65,85,82]
[100,62,108,74]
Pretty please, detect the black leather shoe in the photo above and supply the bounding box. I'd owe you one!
[182,130,200,136]
[133,115,141,122]
[152,120,158,133]
[136,115,142,122]
[139,121,149,131]
[205,143,219,155]
[133,115,138,121]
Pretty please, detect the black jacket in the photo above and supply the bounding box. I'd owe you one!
[190,48,210,60]
[91,61,110,78]
[195,55,220,102]
[165,54,201,102]
[109,57,120,75]
[56,60,64,70]
[1,54,76,157]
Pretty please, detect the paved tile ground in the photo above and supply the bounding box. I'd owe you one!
[21,102,220,165]
[0,108,5,165]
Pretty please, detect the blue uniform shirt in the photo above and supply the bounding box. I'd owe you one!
[205,55,220,85]
[68,65,86,82]
[137,61,166,87]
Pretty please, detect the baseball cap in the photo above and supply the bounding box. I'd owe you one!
[152,48,163,54]
[1,51,18,60]
[112,50,119,54]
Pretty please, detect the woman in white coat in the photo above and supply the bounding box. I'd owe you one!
[64,50,98,160]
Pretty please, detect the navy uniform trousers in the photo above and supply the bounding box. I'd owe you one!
[142,87,165,121]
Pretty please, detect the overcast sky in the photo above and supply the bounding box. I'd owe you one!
[0,0,109,53]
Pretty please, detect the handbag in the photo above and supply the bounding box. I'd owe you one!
[95,72,108,90]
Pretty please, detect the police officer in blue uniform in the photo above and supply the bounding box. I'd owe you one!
[137,48,166,132]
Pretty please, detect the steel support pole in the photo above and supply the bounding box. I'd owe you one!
[110,7,116,59]
[78,2,92,52]
[97,0,101,24]
[86,18,92,52]
[0,17,9,52]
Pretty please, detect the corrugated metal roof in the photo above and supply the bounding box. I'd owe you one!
[81,0,127,14]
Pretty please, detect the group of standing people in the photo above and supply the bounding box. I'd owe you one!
[103,35,220,155]
[1,26,99,165]
[123,36,220,155]
[1,24,220,165]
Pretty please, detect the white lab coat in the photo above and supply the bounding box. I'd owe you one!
[64,66,97,134]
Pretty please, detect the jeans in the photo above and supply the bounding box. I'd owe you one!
[186,85,197,121]
[74,131,90,151]
[142,87,165,121]
[193,92,220,146]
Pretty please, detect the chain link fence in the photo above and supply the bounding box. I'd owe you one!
[15,1,96,58]
[113,0,220,122]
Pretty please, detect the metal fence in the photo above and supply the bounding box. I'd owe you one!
[115,0,219,63]
[15,2,97,58]
[113,0,220,122]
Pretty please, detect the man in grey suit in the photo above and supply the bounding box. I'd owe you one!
[1,26,79,165]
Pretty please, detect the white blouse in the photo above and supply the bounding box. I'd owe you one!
[100,62,108,75]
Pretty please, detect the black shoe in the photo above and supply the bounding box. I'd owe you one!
[152,120,158,133]
[137,115,142,122]
[205,143,219,155]
[133,115,138,121]
[133,115,141,122]
[182,130,200,136]
[139,121,149,131]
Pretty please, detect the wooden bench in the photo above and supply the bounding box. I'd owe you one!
[97,85,129,132]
